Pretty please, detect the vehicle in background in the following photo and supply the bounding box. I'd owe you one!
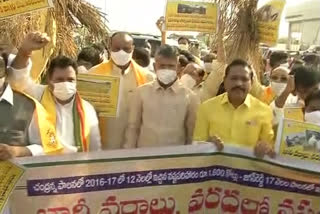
[305,45,320,54]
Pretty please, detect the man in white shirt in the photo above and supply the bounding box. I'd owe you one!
[8,32,101,153]
[89,32,155,149]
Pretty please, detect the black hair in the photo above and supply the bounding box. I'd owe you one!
[179,55,189,67]
[294,66,320,89]
[110,32,133,43]
[155,44,179,59]
[198,69,205,78]
[225,59,253,80]
[48,56,78,78]
[179,49,196,63]
[91,43,105,53]
[133,47,150,67]
[305,89,320,107]
[303,53,320,66]
[178,36,190,44]
[78,46,102,67]
[269,51,288,68]
[1,53,8,68]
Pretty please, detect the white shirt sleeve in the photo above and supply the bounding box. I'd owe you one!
[27,110,45,156]
[83,100,102,151]
[7,54,45,101]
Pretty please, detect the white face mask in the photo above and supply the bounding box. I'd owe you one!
[305,111,320,126]
[178,44,189,51]
[111,50,132,66]
[157,69,177,85]
[53,82,77,101]
[0,77,5,89]
[204,62,213,73]
[271,81,287,96]
[180,74,196,89]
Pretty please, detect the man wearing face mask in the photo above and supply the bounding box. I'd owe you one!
[203,53,216,74]
[1,54,62,160]
[8,32,101,153]
[193,59,275,158]
[124,45,199,148]
[89,32,155,149]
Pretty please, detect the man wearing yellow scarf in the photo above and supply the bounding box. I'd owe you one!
[8,32,101,153]
[1,54,62,159]
[89,32,155,149]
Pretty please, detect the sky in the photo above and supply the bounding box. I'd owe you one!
[87,0,296,38]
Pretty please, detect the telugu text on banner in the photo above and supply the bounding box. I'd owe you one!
[0,0,53,19]
[0,161,24,213]
[165,0,217,33]
[257,0,286,45]
[9,145,320,213]
[77,73,121,118]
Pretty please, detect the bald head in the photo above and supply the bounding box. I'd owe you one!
[110,32,134,54]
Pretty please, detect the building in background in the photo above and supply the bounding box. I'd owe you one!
[286,0,320,51]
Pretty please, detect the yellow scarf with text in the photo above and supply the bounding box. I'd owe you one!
[41,87,90,152]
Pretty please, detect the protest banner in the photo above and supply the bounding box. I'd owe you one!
[0,161,24,213]
[0,0,53,19]
[257,0,286,46]
[9,145,320,213]
[165,0,217,33]
[276,119,320,163]
[77,74,121,118]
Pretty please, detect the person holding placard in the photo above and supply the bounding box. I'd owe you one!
[89,32,155,149]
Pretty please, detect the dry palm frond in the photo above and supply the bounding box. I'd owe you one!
[210,0,265,77]
[0,0,109,57]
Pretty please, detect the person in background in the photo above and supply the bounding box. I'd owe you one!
[1,53,62,159]
[268,67,297,125]
[190,42,201,58]
[143,40,152,56]
[89,32,155,149]
[304,89,320,126]
[294,66,320,101]
[132,47,151,69]
[178,36,190,51]
[177,55,189,78]
[193,59,274,158]
[124,45,199,148]
[203,53,217,74]
[77,46,104,73]
[263,51,288,86]
[9,32,101,153]
[302,53,320,70]
[180,63,205,97]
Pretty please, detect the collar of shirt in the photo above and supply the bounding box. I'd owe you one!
[112,61,132,76]
[0,84,13,105]
[55,96,75,110]
[220,93,251,108]
[153,79,181,93]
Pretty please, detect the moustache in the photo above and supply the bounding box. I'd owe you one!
[231,86,245,92]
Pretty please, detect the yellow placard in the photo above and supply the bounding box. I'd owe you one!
[277,119,320,162]
[0,0,53,19]
[284,107,304,121]
[257,0,286,45]
[165,0,217,33]
[0,161,24,213]
[77,73,121,118]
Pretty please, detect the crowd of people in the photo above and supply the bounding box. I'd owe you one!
[1,27,320,161]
